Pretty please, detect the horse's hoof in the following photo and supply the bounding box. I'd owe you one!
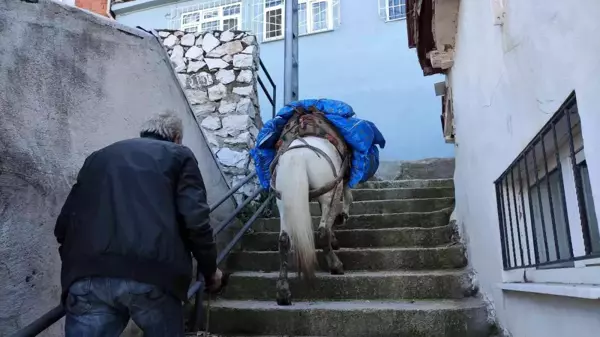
[317,226,327,239]
[331,238,340,251]
[276,296,292,306]
[330,268,344,275]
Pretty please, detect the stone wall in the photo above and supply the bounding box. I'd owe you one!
[158,29,262,203]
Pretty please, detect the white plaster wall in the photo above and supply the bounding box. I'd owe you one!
[0,1,236,335]
[450,0,600,336]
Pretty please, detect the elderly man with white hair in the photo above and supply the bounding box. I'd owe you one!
[54,111,222,337]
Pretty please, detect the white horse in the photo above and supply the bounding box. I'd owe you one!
[274,135,353,306]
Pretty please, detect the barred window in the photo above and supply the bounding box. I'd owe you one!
[495,92,600,272]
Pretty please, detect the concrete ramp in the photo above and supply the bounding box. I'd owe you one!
[0,1,234,334]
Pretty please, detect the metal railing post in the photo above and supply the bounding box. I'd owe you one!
[190,274,205,331]
[284,0,299,104]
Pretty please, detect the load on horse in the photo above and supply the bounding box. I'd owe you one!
[250,99,386,306]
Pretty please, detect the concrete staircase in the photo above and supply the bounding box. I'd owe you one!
[207,178,490,336]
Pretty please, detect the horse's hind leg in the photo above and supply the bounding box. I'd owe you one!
[276,230,292,306]
[334,185,353,226]
[331,185,352,251]
[317,192,344,275]
[342,185,353,223]
[276,199,292,306]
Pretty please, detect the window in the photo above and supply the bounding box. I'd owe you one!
[379,0,407,21]
[495,92,600,275]
[529,169,572,266]
[180,1,242,34]
[264,0,284,40]
[262,0,335,41]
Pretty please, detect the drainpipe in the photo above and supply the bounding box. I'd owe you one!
[283,0,299,104]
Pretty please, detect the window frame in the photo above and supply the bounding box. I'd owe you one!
[380,0,407,22]
[496,92,600,287]
[180,2,242,34]
[262,0,335,42]
[263,0,285,41]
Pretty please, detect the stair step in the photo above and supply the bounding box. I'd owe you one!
[352,187,454,201]
[242,226,455,250]
[356,178,454,190]
[273,197,454,216]
[226,246,467,272]
[221,270,473,300]
[207,298,488,337]
[253,208,452,232]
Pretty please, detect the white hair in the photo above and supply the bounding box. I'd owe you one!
[140,111,183,142]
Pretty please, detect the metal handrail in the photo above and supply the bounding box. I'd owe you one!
[11,174,271,337]
[258,59,277,119]
[11,305,64,337]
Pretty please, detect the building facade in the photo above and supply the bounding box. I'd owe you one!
[112,0,454,161]
[54,0,113,17]
[407,0,600,336]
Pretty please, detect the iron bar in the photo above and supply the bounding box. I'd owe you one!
[260,59,276,88]
[209,172,257,212]
[504,177,518,267]
[10,305,65,337]
[531,145,551,262]
[213,188,263,237]
[503,252,600,271]
[566,108,593,254]
[494,94,577,184]
[552,121,574,258]
[258,76,275,106]
[217,194,275,263]
[259,59,277,118]
[540,133,561,260]
[498,179,513,268]
[190,274,205,331]
[524,151,540,265]
[510,168,525,265]
[272,80,277,119]
[517,160,532,265]
[495,183,509,268]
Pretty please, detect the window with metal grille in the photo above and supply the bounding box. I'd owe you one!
[379,0,407,21]
[495,92,600,271]
[178,1,242,34]
[262,0,335,41]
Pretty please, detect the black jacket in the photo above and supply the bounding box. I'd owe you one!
[54,136,217,302]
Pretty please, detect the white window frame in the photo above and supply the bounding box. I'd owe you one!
[180,2,243,34]
[262,0,335,42]
[379,0,407,22]
[263,0,285,41]
[499,107,600,287]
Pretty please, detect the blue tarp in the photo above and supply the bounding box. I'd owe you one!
[250,99,386,189]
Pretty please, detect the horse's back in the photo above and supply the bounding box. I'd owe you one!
[283,136,341,189]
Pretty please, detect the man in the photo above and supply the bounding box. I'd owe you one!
[54,111,222,337]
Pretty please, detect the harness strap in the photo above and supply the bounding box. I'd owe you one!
[270,143,349,200]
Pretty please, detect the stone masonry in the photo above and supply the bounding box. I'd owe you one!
[158,29,262,203]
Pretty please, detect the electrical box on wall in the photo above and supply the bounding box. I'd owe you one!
[491,0,506,25]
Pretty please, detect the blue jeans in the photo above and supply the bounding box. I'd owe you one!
[65,277,185,337]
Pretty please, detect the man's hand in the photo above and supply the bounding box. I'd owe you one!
[206,268,223,292]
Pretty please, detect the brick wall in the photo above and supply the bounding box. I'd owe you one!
[75,0,110,17]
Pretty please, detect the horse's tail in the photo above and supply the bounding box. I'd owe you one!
[278,153,317,282]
